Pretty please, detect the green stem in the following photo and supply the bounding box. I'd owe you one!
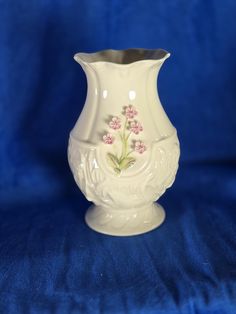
[124,137,128,157]
[123,117,127,138]
[126,150,134,157]
[120,136,128,161]
[119,118,128,161]
[125,131,132,141]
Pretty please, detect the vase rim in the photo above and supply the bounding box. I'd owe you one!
[74,48,170,66]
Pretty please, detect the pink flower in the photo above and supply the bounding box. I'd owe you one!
[109,116,121,130]
[135,141,147,154]
[103,133,114,144]
[125,105,138,119]
[130,121,143,134]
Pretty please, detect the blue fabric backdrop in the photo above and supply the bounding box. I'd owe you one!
[0,0,236,313]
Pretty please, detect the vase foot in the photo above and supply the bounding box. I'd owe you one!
[85,203,165,236]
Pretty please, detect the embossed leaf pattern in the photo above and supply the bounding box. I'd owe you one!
[68,134,180,207]
[102,105,147,174]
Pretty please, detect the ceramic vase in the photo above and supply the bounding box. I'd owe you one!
[68,48,180,236]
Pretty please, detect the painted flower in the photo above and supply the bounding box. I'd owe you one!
[109,116,121,130]
[125,105,138,119]
[134,140,147,154]
[102,104,147,173]
[103,133,114,144]
[130,121,143,134]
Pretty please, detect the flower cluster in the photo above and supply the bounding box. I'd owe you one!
[109,116,121,130]
[102,104,147,174]
[124,105,138,120]
[103,133,114,144]
[134,140,147,154]
[130,121,143,135]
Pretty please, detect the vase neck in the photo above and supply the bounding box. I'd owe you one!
[74,49,170,99]
[78,58,168,100]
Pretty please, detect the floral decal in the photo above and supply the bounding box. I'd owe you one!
[103,105,147,174]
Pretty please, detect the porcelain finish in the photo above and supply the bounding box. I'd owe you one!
[68,48,180,236]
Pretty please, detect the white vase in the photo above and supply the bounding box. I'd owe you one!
[68,48,180,236]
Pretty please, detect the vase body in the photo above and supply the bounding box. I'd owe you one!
[68,49,180,236]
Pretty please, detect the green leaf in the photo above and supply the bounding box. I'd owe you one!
[107,153,120,169]
[119,157,136,170]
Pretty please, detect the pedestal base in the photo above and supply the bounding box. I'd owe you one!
[85,203,165,236]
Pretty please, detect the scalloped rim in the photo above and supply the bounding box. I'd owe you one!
[74,48,170,66]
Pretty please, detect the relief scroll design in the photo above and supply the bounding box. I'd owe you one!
[68,131,180,212]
